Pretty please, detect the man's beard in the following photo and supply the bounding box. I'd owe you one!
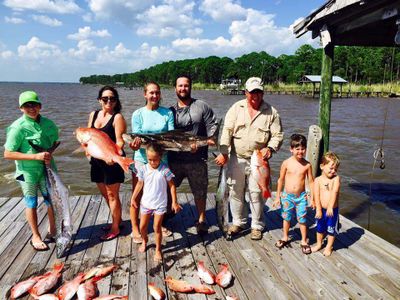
[176,91,191,101]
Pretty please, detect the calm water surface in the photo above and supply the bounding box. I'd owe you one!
[1,83,399,246]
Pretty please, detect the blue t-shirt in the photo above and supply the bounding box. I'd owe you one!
[131,106,174,163]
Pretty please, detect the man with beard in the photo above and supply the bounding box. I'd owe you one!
[168,75,218,234]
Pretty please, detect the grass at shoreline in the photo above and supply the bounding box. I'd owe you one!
[191,82,400,94]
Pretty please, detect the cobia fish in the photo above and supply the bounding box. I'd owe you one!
[147,283,166,300]
[250,149,271,199]
[215,264,232,288]
[215,163,229,237]
[197,261,215,284]
[75,128,134,173]
[57,273,85,300]
[122,121,220,152]
[29,263,64,297]
[164,276,194,293]
[10,274,45,299]
[28,141,73,258]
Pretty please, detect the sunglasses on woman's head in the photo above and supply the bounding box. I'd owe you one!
[100,96,117,103]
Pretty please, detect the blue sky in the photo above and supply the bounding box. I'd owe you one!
[0,0,325,82]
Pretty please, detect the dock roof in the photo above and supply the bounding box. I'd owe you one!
[293,0,400,47]
[300,75,348,83]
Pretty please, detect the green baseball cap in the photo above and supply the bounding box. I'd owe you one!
[19,91,41,107]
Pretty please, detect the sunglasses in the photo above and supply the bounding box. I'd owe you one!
[22,102,40,108]
[100,96,117,103]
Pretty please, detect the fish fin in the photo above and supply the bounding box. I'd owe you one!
[114,157,135,173]
[72,146,85,154]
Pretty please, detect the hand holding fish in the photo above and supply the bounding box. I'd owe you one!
[260,147,273,160]
[190,142,198,153]
[215,153,228,166]
[36,151,52,165]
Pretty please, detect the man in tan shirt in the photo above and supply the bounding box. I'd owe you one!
[215,77,283,240]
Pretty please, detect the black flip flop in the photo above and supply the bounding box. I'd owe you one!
[30,240,49,251]
[275,239,291,249]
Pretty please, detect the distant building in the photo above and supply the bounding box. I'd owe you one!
[220,78,241,90]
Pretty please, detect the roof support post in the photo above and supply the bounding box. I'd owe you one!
[319,42,334,154]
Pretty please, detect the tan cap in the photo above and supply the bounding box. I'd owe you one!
[245,77,263,92]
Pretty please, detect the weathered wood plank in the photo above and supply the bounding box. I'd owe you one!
[0,197,11,208]
[0,197,21,221]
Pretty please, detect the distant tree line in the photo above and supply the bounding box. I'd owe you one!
[79,44,400,86]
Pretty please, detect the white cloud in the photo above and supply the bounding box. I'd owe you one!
[4,16,25,24]
[67,26,111,40]
[171,9,314,57]
[18,37,62,59]
[82,13,92,22]
[136,0,201,38]
[32,15,62,26]
[4,0,81,14]
[1,50,14,59]
[199,0,247,22]
[87,0,153,23]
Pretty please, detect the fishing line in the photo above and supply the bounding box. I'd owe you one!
[367,47,395,230]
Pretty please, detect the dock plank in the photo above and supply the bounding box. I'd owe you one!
[0,192,399,300]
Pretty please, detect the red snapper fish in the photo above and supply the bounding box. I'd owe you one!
[226,296,239,300]
[75,128,134,173]
[58,273,85,300]
[29,263,64,297]
[197,261,215,284]
[147,283,166,300]
[215,264,232,288]
[193,284,216,294]
[10,274,45,299]
[83,264,118,281]
[77,276,101,300]
[92,296,128,300]
[250,149,271,199]
[31,294,60,300]
[164,276,194,293]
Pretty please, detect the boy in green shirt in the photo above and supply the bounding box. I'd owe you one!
[4,91,59,251]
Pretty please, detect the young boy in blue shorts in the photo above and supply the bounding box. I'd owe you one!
[3,91,59,251]
[311,152,341,256]
[274,134,314,254]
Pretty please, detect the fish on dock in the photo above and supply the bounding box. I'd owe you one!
[10,274,46,299]
[250,149,271,199]
[193,284,216,294]
[147,283,166,300]
[75,127,134,173]
[215,263,232,288]
[83,264,118,280]
[215,164,229,237]
[197,261,215,284]
[29,262,64,297]
[28,141,73,258]
[76,276,101,300]
[92,296,128,300]
[164,276,194,293]
[57,272,85,300]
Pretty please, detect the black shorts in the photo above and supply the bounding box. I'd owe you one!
[90,158,124,185]
[169,160,208,200]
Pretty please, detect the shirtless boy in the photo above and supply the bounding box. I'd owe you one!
[274,134,314,254]
[311,152,341,256]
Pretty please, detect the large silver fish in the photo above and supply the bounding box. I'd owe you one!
[122,122,220,152]
[215,158,229,238]
[29,142,73,258]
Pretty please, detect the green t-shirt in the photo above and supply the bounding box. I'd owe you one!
[4,114,59,183]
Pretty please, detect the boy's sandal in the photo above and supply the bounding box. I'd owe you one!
[30,240,49,251]
[275,239,291,249]
[301,244,312,255]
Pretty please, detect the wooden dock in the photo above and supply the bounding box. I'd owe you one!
[0,193,399,299]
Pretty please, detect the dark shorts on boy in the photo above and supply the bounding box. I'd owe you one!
[315,207,339,236]
[90,158,124,185]
[168,160,208,200]
[280,191,308,224]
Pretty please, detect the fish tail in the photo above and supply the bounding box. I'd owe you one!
[263,188,271,199]
[114,157,135,173]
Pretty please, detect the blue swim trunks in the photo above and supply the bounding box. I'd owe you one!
[315,207,339,236]
[280,191,307,224]
[17,175,51,209]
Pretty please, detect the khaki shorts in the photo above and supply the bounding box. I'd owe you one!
[169,160,208,200]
